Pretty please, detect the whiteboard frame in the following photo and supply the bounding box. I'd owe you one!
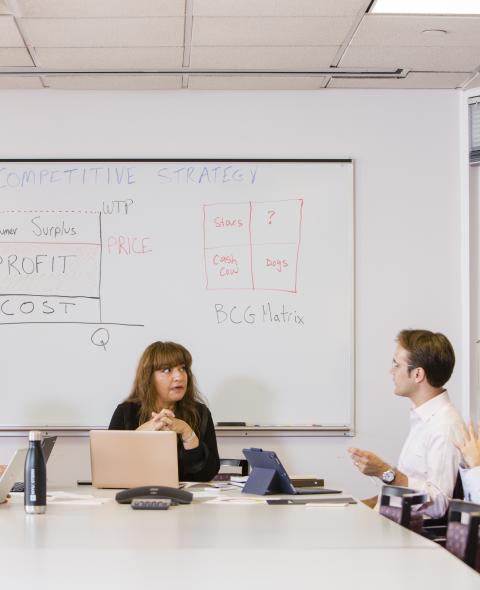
[0,427,353,438]
[0,158,355,436]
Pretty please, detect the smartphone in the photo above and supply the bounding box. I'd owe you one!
[131,497,172,510]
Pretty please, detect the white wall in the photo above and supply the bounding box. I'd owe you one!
[0,88,461,497]
[460,86,480,423]
[467,91,480,421]
[471,163,480,421]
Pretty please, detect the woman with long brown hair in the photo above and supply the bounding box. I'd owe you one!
[108,341,219,481]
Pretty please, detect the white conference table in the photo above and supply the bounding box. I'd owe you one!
[1,485,479,589]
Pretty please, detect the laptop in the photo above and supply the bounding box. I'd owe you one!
[0,449,28,503]
[11,435,57,492]
[242,447,341,495]
[90,430,179,489]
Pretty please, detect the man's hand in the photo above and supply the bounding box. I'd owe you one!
[348,447,390,477]
[455,421,480,469]
[362,496,379,509]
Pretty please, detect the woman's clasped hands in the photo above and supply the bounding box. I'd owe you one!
[138,408,194,443]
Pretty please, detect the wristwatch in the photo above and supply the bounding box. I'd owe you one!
[182,430,196,444]
[381,467,396,484]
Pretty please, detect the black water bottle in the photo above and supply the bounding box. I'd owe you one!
[24,431,47,514]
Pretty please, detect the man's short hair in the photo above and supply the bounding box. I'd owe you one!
[397,329,455,388]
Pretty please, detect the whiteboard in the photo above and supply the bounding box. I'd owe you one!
[0,159,354,430]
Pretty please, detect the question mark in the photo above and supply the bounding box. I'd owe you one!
[267,210,275,225]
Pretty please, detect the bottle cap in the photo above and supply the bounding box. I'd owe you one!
[28,430,42,441]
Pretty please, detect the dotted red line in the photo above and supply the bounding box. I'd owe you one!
[0,210,100,214]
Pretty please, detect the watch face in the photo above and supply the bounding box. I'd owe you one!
[382,470,395,483]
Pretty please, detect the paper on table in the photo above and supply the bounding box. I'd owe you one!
[181,482,219,489]
[305,502,349,508]
[48,491,94,499]
[230,476,248,483]
[182,481,236,490]
[47,491,113,505]
[191,490,222,499]
[49,499,112,506]
[205,495,266,505]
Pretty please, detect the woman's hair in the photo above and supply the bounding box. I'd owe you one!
[126,341,204,431]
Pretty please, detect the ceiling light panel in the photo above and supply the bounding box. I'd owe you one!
[192,17,353,46]
[371,0,480,15]
[19,18,184,47]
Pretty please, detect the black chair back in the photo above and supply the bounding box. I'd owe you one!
[445,500,480,571]
[380,485,427,532]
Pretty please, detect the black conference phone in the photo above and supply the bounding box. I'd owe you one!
[115,486,193,506]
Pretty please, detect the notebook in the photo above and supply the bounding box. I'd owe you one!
[90,430,179,489]
[242,447,341,495]
[0,448,28,502]
[11,435,57,492]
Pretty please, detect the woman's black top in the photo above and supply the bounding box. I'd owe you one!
[108,401,220,482]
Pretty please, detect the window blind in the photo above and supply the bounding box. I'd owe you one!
[470,98,480,164]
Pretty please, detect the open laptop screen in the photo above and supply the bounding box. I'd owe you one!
[90,430,179,489]
[1,449,28,501]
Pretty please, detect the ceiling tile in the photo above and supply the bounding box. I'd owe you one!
[0,7,478,92]
[193,0,367,17]
[0,16,25,46]
[14,0,185,17]
[0,75,43,88]
[192,17,354,46]
[0,47,34,66]
[190,45,339,68]
[340,45,478,71]
[20,17,184,47]
[329,72,470,89]
[188,75,326,89]
[42,74,182,90]
[464,73,480,90]
[352,15,480,47]
[35,47,184,68]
